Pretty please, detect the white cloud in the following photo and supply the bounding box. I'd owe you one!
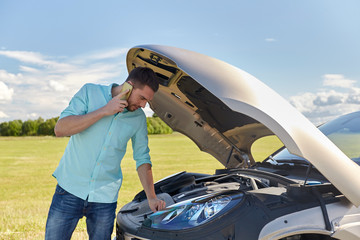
[0,48,128,121]
[312,90,344,106]
[0,70,23,84]
[289,92,317,113]
[19,65,40,73]
[290,75,360,124]
[347,87,360,104]
[0,50,76,73]
[0,50,49,65]
[265,38,276,42]
[26,113,38,119]
[322,74,356,88]
[0,111,9,119]
[49,80,68,92]
[0,81,14,103]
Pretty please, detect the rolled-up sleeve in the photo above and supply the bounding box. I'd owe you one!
[132,115,152,169]
[60,84,89,119]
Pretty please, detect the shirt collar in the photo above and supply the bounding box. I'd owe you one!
[108,83,119,99]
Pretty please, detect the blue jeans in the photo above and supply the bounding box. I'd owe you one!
[45,184,117,240]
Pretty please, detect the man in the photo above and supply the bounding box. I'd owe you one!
[45,67,166,240]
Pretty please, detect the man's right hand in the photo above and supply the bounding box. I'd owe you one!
[102,90,129,116]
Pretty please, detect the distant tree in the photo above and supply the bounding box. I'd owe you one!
[22,119,39,136]
[147,117,161,134]
[0,122,9,136]
[147,116,173,134]
[157,118,173,134]
[147,118,155,134]
[8,120,23,136]
[36,117,44,125]
[38,117,58,136]
[0,115,173,136]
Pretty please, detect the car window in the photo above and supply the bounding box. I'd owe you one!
[326,118,360,162]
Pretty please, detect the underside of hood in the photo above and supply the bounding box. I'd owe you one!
[126,45,360,207]
[127,46,274,169]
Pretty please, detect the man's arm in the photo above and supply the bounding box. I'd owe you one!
[54,89,130,137]
[137,163,166,212]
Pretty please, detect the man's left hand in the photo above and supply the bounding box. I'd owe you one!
[148,198,166,212]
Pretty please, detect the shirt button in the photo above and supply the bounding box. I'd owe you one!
[97,163,100,166]
[103,147,106,150]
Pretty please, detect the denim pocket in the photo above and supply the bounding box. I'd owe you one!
[55,184,68,195]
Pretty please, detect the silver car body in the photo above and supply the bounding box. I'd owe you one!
[119,45,360,239]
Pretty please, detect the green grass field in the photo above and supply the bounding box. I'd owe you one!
[0,133,282,240]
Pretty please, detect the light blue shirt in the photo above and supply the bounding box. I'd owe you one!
[53,83,151,203]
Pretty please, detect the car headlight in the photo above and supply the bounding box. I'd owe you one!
[144,192,244,230]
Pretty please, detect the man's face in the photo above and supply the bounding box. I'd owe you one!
[127,84,155,112]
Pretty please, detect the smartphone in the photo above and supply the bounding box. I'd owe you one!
[120,82,133,100]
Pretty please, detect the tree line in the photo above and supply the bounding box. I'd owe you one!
[0,115,173,136]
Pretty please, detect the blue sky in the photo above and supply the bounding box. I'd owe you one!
[0,0,359,124]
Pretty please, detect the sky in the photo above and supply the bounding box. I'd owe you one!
[0,0,359,125]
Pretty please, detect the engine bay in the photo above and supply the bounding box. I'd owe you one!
[116,169,343,240]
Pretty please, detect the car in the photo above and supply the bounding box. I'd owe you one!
[115,45,360,240]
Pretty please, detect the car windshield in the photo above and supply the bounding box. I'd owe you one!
[267,111,360,165]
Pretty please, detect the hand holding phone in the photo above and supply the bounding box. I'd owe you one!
[120,82,133,100]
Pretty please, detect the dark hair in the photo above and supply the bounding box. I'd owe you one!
[126,67,159,92]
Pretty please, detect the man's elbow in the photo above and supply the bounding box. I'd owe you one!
[54,122,67,137]
[54,125,63,137]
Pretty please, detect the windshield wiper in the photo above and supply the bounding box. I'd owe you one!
[266,158,310,166]
[264,158,322,175]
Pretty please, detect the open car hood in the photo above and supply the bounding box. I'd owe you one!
[126,45,360,206]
